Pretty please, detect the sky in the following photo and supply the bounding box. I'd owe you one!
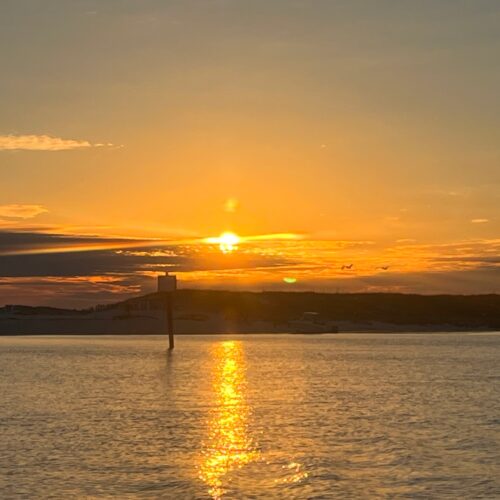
[1,0,499,307]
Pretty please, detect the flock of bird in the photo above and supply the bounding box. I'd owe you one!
[341,264,390,271]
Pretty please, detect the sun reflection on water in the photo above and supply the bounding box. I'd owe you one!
[198,340,309,497]
[199,341,259,499]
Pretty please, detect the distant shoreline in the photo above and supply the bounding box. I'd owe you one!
[2,290,499,335]
[1,327,498,336]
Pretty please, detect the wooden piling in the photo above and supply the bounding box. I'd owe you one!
[158,272,177,350]
[166,292,174,350]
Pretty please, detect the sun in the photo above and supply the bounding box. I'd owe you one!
[204,231,241,254]
[218,232,240,254]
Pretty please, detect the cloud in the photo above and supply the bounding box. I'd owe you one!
[0,231,290,277]
[0,276,143,309]
[1,229,499,307]
[471,218,489,224]
[0,134,116,151]
[0,229,297,306]
[173,267,500,296]
[0,204,48,219]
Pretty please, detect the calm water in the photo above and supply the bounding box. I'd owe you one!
[1,334,499,499]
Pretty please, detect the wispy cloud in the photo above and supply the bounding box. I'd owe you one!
[0,276,142,308]
[0,204,48,219]
[0,134,117,151]
[471,218,489,224]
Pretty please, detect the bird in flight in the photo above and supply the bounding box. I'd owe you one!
[341,264,353,270]
[378,266,390,271]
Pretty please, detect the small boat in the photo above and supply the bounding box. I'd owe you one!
[289,312,338,334]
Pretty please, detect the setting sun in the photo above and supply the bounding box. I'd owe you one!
[218,232,240,254]
[205,232,241,254]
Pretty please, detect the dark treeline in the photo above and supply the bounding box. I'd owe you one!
[151,290,499,329]
[2,291,499,329]
[176,290,500,328]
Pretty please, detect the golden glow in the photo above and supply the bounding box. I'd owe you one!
[243,233,301,242]
[219,232,240,254]
[199,341,259,499]
[205,232,241,254]
[0,238,166,257]
[203,231,301,255]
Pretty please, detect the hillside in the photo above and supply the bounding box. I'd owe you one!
[1,290,499,333]
[122,290,500,329]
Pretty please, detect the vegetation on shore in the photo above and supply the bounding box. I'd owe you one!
[2,290,499,330]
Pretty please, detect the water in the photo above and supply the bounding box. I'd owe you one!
[1,333,499,499]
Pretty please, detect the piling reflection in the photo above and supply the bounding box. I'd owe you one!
[199,340,259,499]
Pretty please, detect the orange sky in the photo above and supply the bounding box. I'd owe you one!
[0,1,499,306]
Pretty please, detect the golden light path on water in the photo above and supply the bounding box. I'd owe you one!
[198,341,259,498]
[198,340,308,498]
